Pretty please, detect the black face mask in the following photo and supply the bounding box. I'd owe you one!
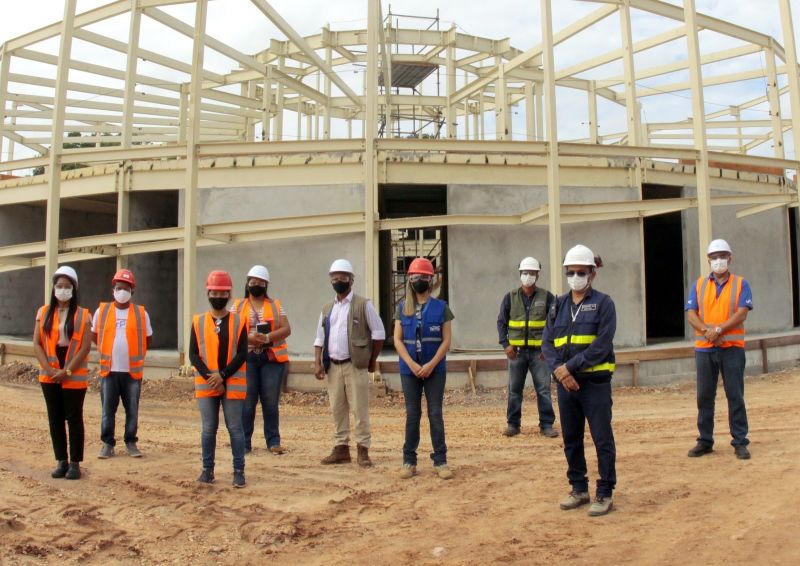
[411,280,430,293]
[332,281,350,294]
[209,297,228,310]
[248,285,266,297]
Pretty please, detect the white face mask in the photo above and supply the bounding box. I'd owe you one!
[710,258,728,275]
[55,288,73,302]
[567,274,589,292]
[520,274,537,288]
[114,289,132,304]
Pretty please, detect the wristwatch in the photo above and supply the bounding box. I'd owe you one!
[715,326,723,334]
[65,369,73,377]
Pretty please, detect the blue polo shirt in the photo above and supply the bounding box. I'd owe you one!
[685,272,753,352]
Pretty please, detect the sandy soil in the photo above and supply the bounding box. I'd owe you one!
[0,363,798,565]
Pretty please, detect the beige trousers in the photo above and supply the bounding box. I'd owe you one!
[326,361,371,448]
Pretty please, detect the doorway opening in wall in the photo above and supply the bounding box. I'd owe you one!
[789,208,800,327]
[378,184,447,348]
[643,184,685,342]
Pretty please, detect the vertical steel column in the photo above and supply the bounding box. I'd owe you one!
[588,80,599,144]
[0,48,10,166]
[542,0,562,294]
[684,0,713,274]
[273,56,285,141]
[324,29,332,139]
[446,25,456,138]
[620,1,641,146]
[495,56,508,140]
[262,68,272,141]
[44,0,77,301]
[365,0,380,301]
[779,0,800,177]
[524,81,535,141]
[534,80,544,141]
[182,0,208,357]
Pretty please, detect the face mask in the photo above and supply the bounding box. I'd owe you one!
[55,288,73,302]
[248,285,266,297]
[567,274,589,292]
[332,280,350,294]
[114,289,132,304]
[520,274,537,288]
[411,280,431,293]
[209,297,229,310]
[710,258,728,275]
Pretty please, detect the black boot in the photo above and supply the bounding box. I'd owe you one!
[51,460,69,478]
[65,462,81,480]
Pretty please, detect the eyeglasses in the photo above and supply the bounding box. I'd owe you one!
[566,270,589,277]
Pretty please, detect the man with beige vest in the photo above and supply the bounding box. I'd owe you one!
[314,259,385,466]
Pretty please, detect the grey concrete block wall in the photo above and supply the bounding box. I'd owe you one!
[447,184,644,350]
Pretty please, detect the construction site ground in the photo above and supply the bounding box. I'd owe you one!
[0,362,798,565]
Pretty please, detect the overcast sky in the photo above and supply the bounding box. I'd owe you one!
[1,0,800,157]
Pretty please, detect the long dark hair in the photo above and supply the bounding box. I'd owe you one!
[42,278,79,341]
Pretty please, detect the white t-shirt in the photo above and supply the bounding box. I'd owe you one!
[92,306,153,372]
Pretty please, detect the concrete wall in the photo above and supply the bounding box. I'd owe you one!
[682,185,793,336]
[186,184,366,353]
[447,184,644,350]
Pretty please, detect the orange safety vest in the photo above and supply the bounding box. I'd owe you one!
[233,297,289,362]
[694,273,745,349]
[96,302,149,380]
[192,311,247,399]
[36,305,90,389]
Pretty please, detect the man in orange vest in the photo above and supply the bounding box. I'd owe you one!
[93,269,152,459]
[685,239,753,460]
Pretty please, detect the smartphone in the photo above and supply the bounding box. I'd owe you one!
[256,322,271,334]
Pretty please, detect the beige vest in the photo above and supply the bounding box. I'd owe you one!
[322,295,372,369]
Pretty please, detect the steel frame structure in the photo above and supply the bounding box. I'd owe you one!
[1,0,800,354]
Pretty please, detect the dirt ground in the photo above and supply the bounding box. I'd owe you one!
[0,363,798,566]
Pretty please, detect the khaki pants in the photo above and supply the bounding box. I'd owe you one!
[326,361,371,448]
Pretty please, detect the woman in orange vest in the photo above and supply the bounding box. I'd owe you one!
[233,265,291,455]
[33,266,92,480]
[189,270,249,488]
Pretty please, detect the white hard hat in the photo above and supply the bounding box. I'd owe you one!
[53,265,79,288]
[329,258,354,275]
[519,256,541,271]
[707,239,732,255]
[563,245,596,267]
[246,264,270,282]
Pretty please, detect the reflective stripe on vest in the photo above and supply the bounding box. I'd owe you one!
[234,297,289,362]
[694,274,745,348]
[192,312,246,399]
[507,287,547,347]
[37,305,90,389]
[97,302,148,379]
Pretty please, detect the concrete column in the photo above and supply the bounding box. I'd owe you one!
[44,0,77,302]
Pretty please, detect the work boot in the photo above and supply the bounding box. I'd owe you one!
[540,427,559,438]
[97,442,114,459]
[559,490,590,510]
[269,445,286,455]
[503,425,520,437]
[399,464,417,479]
[587,496,613,517]
[357,444,372,467]
[197,469,215,484]
[687,442,713,458]
[320,445,351,465]
[232,470,246,488]
[51,460,69,479]
[434,464,454,480]
[734,445,751,460]
[65,462,81,480]
[125,442,143,458]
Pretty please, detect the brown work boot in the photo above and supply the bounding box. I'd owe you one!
[320,444,351,465]
[356,444,373,467]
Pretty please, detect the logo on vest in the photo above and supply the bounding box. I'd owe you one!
[581,304,597,311]
[428,324,441,333]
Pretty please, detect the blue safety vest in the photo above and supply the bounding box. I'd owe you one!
[399,298,447,376]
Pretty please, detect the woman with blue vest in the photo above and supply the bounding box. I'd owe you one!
[393,258,454,480]
[542,245,617,517]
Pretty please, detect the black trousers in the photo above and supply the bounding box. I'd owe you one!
[41,347,86,462]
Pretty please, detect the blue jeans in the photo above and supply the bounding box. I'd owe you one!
[507,349,556,429]
[695,347,749,447]
[557,380,616,498]
[401,372,447,466]
[197,395,245,471]
[243,352,285,450]
[100,372,141,446]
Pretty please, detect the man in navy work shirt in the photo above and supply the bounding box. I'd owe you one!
[542,244,617,517]
[685,238,753,460]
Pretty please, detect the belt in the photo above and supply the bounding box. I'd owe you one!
[329,358,351,365]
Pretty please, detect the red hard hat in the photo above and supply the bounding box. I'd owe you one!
[408,257,435,276]
[112,268,136,289]
[206,270,233,291]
